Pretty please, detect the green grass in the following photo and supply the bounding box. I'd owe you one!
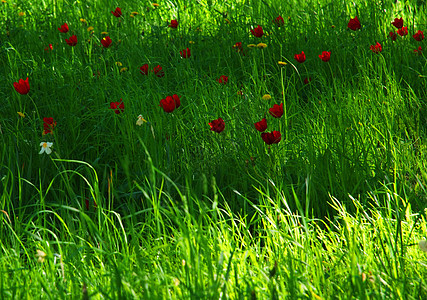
[1,0,427,298]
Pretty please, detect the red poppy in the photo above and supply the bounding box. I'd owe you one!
[389,31,397,41]
[370,42,382,53]
[180,48,191,58]
[294,51,306,63]
[44,44,53,51]
[111,7,122,17]
[159,94,180,113]
[254,118,267,132]
[250,25,264,38]
[413,30,424,41]
[58,22,69,33]
[65,35,77,46]
[348,16,361,31]
[209,118,225,133]
[304,77,311,85]
[391,17,403,29]
[13,77,30,95]
[140,64,149,75]
[414,46,422,55]
[261,131,281,145]
[319,51,331,62]
[101,36,112,48]
[269,103,283,118]
[169,19,178,28]
[273,16,284,27]
[397,26,408,36]
[153,65,165,77]
[43,117,57,135]
[110,100,124,114]
[217,75,228,84]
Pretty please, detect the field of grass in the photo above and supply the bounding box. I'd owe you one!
[1,0,427,298]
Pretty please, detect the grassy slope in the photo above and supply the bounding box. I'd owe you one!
[1,0,427,298]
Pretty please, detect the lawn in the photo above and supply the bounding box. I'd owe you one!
[1,0,427,298]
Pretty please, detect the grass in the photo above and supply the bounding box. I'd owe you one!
[1,0,427,298]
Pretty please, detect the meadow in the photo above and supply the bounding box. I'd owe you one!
[1,0,427,298]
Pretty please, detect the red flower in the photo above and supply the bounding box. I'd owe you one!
[233,42,243,52]
[389,31,397,41]
[140,64,149,75]
[110,100,124,114]
[169,19,178,28]
[414,46,422,55]
[159,94,181,113]
[269,103,283,118]
[250,25,264,38]
[261,131,281,145]
[180,48,191,58]
[413,30,424,41]
[217,75,228,84]
[304,77,311,85]
[43,117,57,135]
[391,17,403,29]
[254,118,267,132]
[273,16,284,27]
[397,26,408,36]
[13,77,30,95]
[294,51,306,63]
[111,7,122,17]
[209,118,225,133]
[44,44,53,51]
[65,35,77,46]
[319,51,331,62]
[370,42,382,53]
[348,16,361,31]
[101,36,112,48]
[58,23,69,33]
[153,65,165,77]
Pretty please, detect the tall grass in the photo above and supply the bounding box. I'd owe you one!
[1,0,427,298]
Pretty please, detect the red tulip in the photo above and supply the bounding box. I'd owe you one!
[370,42,382,53]
[261,131,281,145]
[273,16,284,27]
[250,25,264,38]
[391,17,403,29]
[111,7,122,17]
[294,51,306,63]
[217,75,228,84]
[209,118,225,133]
[140,64,149,75]
[65,35,77,46]
[43,117,57,135]
[110,100,124,114]
[159,94,180,113]
[254,118,267,132]
[414,46,422,55]
[153,65,165,77]
[269,103,283,118]
[58,23,69,33]
[397,26,408,36]
[348,16,361,31]
[169,20,178,28]
[13,77,30,95]
[389,31,397,41]
[101,36,112,48]
[413,30,424,41]
[319,51,331,62]
[180,48,191,58]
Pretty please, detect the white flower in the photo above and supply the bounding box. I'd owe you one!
[419,240,427,252]
[39,142,53,155]
[36,249,47,263]
[136,114,147,126]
